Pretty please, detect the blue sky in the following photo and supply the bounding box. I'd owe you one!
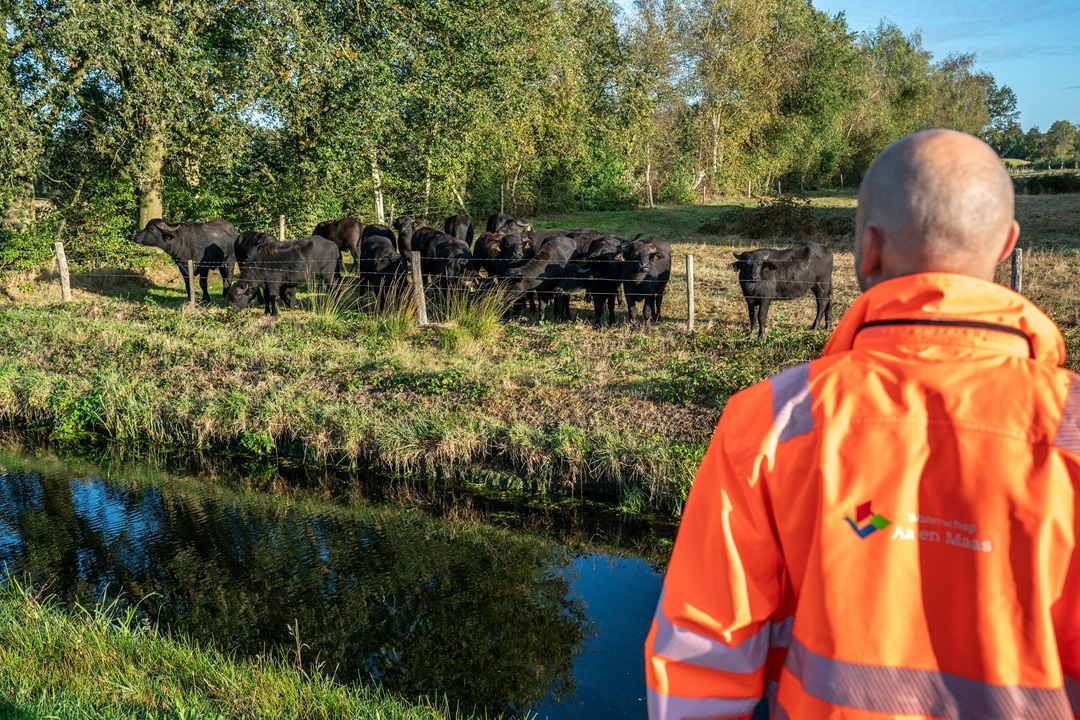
[810,1,1080,130]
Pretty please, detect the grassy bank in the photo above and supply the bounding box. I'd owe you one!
[0,579,484,720]
[2,195,1080,514]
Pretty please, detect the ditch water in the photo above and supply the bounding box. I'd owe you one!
[0,439,678,719]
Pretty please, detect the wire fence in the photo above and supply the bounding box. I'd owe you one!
[43,216,1028,333]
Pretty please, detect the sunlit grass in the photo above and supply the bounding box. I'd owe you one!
[0,577,482,720]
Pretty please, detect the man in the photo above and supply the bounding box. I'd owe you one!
[645,129,1080,719]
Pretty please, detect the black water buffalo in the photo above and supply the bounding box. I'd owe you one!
[362,223,395,242]
[227,235,340,316]
[393,217,432,255]
[132,218,237,304]
[235,231,297,309]
[619,236,671,324]
[472,231,527,277]
[486,212,531,235]
[410,225,446,259]
[313,217,362,272]
[359,235,408,308]
[444,214,474,246]
[423,234,478,289]
[502,235,581,321]
[392,215,415,254]
[577,235,624,325]
[731,241,833,338]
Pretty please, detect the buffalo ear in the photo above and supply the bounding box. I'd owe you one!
[731,261,745,270]
[616,253,625,262]
[763,261,777,271]
[649,251,662,261]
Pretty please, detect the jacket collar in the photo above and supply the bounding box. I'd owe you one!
[822,272,1066,366]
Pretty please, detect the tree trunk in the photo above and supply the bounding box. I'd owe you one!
[646,153,654,209]
[424,157,432,217]
[372,154,385,224]
[138,133,165,230]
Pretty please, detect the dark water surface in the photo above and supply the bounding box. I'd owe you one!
[0,440,673,719]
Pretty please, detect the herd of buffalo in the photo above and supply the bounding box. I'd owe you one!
[131,212,834,334]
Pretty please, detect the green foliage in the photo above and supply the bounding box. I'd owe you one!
[0,225,57,271]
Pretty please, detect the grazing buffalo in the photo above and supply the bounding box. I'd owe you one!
[423,234,478,290]
[502,235,581,321]
[444,214,474,246]
[133,218,237,304]
[235,231,297,309]
[619,236,672,324]
[227,235,340,316]
[486,212,531,236]
[410,225,446,260]
[472,232,526,277]
[731,241,833,338]
[359,235,408,308]
[313,217,362,272]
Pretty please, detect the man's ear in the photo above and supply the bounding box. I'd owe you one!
[857,224,884,287]
[996,219,1020,264]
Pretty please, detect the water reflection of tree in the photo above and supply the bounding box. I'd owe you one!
[0,465,592,715]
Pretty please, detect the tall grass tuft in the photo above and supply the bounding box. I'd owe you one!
[435,283,510,352]
[369,278,419,344]
[302,274,361,330]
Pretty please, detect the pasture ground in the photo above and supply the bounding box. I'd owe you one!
[2,192,1079,514]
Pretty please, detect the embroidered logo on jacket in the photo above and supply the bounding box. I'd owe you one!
[844,501,891,538]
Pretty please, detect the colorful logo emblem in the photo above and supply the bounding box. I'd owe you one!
[844,501,891,538]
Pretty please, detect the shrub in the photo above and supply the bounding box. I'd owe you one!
[1014,174,1080,195]
[697,195,854,239]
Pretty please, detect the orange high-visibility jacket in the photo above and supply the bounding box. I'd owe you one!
[646,272,1080,720]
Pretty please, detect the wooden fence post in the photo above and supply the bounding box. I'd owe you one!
[686,254,695,332]
[278,215,286,242]
[53,242,71,302]
[187,260,196,307]
[410,251,428,326]
[1011,248,1023,294]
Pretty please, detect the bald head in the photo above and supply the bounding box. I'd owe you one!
[855,129,1020,290]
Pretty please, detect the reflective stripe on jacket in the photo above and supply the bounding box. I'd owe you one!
[646,272,1080,719]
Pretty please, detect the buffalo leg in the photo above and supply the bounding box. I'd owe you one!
[220,262,234,298]
[746,299,759,335]
[199,269,212,304]
[756,299,771,339]
[265,281,281,316]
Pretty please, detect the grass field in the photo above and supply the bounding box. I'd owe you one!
[2,193,1079,514]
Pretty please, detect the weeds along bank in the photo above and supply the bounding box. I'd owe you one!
[0,580,480,720]
[2,198,1079,515]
